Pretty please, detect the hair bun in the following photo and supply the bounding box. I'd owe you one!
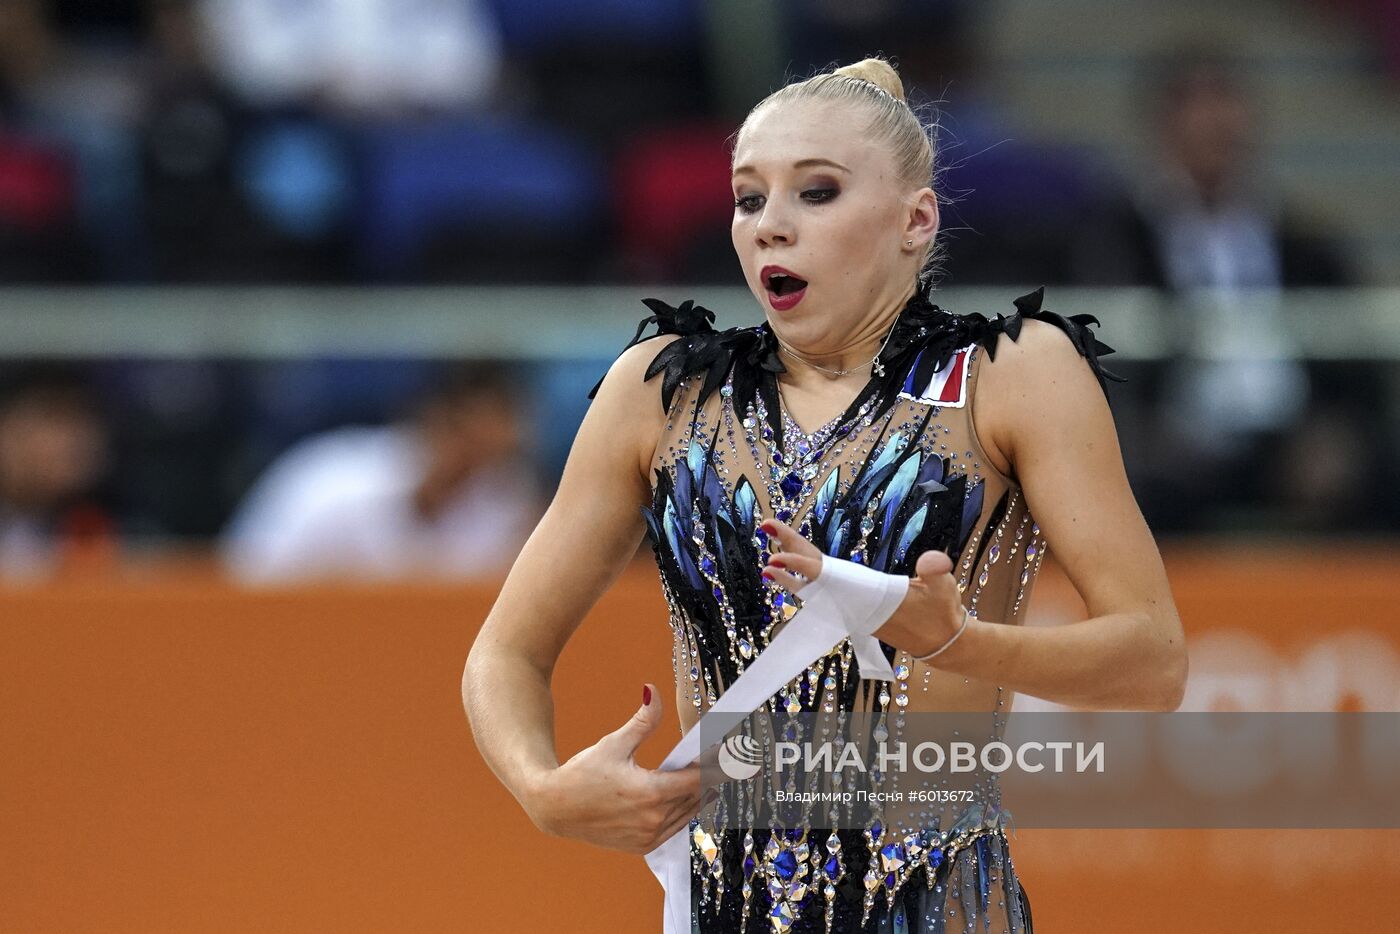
[832,57,907,104]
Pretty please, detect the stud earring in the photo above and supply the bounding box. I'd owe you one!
[906,240,913,246]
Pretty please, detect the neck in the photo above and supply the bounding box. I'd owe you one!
[774,280,919,381]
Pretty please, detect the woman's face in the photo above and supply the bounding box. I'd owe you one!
[730,99,934,354]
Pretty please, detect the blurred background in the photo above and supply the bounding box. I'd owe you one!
[2,1,1398,932]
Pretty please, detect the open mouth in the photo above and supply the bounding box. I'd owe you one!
[765,272,809,296]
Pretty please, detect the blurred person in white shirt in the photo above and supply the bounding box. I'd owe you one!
[196,0,504,116]
[221,360,544,583]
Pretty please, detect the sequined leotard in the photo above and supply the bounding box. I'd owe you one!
[590,284,1122,933]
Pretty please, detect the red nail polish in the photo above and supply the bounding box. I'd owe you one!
[771,559,785,568]
[761,572,774,582]
[642,685,652,705]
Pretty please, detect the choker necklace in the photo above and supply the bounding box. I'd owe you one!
[775,316,900,378]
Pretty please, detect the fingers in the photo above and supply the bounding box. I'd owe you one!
[649,784,713,852]
[759,518,823,591]
[659,774,705,823]
[644,771,729,853]
[764,564,812,593]
[915,549,954,578]
[648,761,703,799]
[758,518,821,558]
[631,763,706,854]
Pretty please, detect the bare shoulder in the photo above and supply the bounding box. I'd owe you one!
[476,331,690,675]
[972,317,1112,481]
[966,315,1183,708]
[585,333,687,488]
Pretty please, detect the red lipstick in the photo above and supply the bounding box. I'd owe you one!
[760,264,809,312]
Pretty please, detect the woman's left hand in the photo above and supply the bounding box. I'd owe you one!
[758,518,966,658]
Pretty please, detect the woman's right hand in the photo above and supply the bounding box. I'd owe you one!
[523,683,710,855]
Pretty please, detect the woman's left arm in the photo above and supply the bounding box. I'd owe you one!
[924,317,1187,710]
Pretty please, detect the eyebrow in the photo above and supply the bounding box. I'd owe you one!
[731,158,851,177]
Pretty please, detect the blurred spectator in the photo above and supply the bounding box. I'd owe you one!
[92,358,248,540]
[1072,43,1353,290]
[140,1,358,282]
[0,362,114,579]
[1070,42,1370,532]
[221,360,543,583]
[196,0,504,118]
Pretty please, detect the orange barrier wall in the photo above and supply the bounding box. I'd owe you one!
[2,545,1399,933]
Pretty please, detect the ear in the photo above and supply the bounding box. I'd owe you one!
[903,187,940,251]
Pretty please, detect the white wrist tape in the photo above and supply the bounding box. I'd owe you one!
[644,553,909,934]
[789,554,906,683]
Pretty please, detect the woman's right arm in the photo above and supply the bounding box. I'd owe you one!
[462,335,705,855]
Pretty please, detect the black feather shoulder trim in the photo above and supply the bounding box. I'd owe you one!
[587,285,1125,430]
[983,286,1127,398]
[586,297,786,422]
[919,286,1127,403]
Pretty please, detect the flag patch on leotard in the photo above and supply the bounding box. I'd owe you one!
[897,344,974,408]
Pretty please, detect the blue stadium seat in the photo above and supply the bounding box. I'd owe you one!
[483,0,700,51]
[354,115,604,279]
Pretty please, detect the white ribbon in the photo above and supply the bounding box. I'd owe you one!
[644,556,909,933]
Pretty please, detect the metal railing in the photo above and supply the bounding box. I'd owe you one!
[0,286,1395,360]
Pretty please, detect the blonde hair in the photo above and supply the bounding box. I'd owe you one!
[732,56,945,286]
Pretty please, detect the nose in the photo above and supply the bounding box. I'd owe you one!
[753,200,794,248]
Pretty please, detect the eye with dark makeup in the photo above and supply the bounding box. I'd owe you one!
[732,187,839,214]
